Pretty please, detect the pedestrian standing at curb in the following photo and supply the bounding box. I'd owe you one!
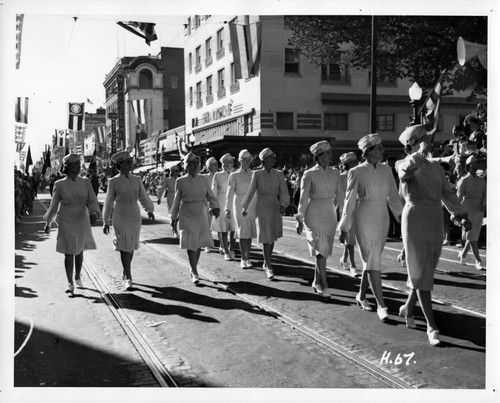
[457,155,486,270]
[169,152,220,285]
[43,153,100,295]
[212,153,237,261]
[241,148,290,280]
[295,140,345,299]
[339,134,403,322]
[396,125,471,346]
[226,149,257,270]
[157,165,180,238]
[338,151,360,277]
[102,151,155,291]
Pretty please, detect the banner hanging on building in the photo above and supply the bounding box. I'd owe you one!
[54,129,67,147]
[16,14,24,69]
[68,103,85,130]
[117,21,158,45]
[95,126,106,144]
[15,97,29,124]
[131,99,146,125]
[229,20,262,80]
[15,124,27,143]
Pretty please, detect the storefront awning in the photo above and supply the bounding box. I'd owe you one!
[132,164,155,173]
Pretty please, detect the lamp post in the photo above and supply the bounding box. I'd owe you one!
[189,134,196,151]
[408,82,423,126]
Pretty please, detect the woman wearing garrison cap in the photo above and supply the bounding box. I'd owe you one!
[295,141,345,298]
[157,164,181,237]
[396,125,471,346]
[170,152,220,284]
[339,134,403,322]
[44,153,101,295]
[241,148,290,280]
[202,156,219,252]
[338,152,360,277]
[456,154,486,270]
[103,151,155,291]
[226,149,257,269]
[212,153,237,261]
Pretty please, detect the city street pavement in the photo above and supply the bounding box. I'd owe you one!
[10,189,493,402]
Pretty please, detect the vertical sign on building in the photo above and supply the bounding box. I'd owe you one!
[109,112,118,154]
[117,75,125,149]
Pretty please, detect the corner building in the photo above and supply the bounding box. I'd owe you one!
[184,15,477,166]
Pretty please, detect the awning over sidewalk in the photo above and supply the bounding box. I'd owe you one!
[150,160,181,173]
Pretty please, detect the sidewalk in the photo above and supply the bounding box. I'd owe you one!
[14,192,158,388]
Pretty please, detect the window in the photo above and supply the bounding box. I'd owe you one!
[230,62,239,93]
[196,82,202,108]
[194,15,200,29]
[139,69,153,89]
[164,96,169,110]
[188,53,192,73]
[377,114,394,132]
[195,46,201,72]
[206,75,213,104]
[171,75,178,89]
[189,87,193,106]
[185,18,191,36]
[276,112,294,130]
[205,37,212,66]
[217,68,226,98]
[324,113,348,131]
[285,48,300,74]
[321,63,350,84]
[217,28,225,58]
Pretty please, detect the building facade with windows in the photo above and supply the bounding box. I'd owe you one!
[183,15,480,166]
[103,47,185,163]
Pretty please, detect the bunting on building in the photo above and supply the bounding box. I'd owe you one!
[15,124,27,143]
[25,145,33,174]
[15,97,29,124]
[16,14,24,69]
[117,21,158,45]
[68,103,85,130]
[131,99,146,125]
[54,129,67,147]
[229,21,262,80]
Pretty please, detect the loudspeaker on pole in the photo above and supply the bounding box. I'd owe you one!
[457,36,487,69]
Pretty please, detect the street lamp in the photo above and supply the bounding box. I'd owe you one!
[408,82,423,126]
[189,134,196,151]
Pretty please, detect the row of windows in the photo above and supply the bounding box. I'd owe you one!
[185,15,212,36]
[188,63,240,107]
[270,112,396,132]
[187,26,229,74]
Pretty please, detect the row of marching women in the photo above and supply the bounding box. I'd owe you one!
[44,123,482,348]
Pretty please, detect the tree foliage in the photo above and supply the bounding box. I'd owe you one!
[286,16,487,99]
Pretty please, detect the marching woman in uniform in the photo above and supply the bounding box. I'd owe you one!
[202,156,220,252]
[157,165,180,237]
[295,141,345,298]
[226,149,257,269]
[396,125,471,346]
[241,148,289,280]
[44,154,101,294]
[212,153,237,261]
[102,151,155,291]
[169,152,220,284]
[339,134,403,322]
[457,154,486,270]
[338,152,359,277]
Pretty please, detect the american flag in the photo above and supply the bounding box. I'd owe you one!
[420,70,446,133]
[117,21,158,45]
[229,20,262,80]
[16,14,24,69]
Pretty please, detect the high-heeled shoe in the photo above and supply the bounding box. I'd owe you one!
[312,285,331,299]
[190,272,200,284]
[475,261,485,271]
[398,305,416,329]
[396,253,406,267]
[458,252,466,265]
[377,307,389,322]
[339,258,349,271]
[427,329,441,346]
[355,294,372,311]
[65,283,74,294]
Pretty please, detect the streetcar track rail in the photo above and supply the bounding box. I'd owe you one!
[83,258,178,387]
[143,240,414,389]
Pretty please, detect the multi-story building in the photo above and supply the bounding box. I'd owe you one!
[103,47,185,162]
[182,15,481,166]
